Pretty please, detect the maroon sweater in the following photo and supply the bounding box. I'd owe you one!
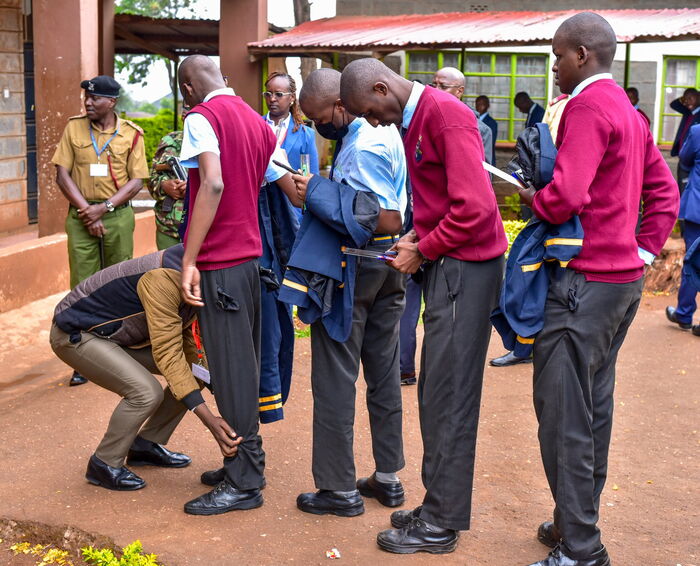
[405,87,507,262]
[185,95,276,271]
[531,79,679,283]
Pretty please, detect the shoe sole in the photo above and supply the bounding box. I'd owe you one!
[297,502,365,517]
[184,494,264,516]
[489,359,532,367]
[377,536,458,554]
[358,486,405,508]
[126,459,191,468]
[86,475,145,491]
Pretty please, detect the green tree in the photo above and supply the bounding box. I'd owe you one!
[114,0,195,87]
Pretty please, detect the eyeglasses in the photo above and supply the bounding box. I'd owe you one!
[262,91,293,99]
[429,83,461,90]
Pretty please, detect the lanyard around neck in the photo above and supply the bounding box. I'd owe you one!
[89,122,120,160]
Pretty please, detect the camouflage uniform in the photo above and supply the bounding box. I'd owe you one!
[148,131,186,250]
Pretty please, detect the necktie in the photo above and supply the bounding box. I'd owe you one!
[329,137,343,181]
[678,115,694,150]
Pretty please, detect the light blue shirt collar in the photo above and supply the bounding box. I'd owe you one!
[402,81,425,130]
[478,112,489,120]
[693,107,700,115]
[570,73,613,98]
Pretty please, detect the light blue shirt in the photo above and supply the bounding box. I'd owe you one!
[331,118,407,221]
[402,81,426,130]
[180,87,287,183]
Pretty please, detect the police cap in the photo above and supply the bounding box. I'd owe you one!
[80,75,121,98]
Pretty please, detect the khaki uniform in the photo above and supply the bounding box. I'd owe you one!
[51,114,149,288]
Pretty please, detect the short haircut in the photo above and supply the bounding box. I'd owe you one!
[514,92,530,102]
[557,12,617,68]
[299,68,341,107]
[476,95,490,104]
[625,87,639,97]
[340,57,395,102]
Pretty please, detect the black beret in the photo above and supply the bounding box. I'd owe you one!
[80,75,121,98]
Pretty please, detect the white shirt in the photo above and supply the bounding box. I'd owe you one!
[402,81,426,130]
[570,73,614,98]
[264,113,291,146]
[180,88,287,183]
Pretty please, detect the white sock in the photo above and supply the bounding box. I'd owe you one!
[375,471,399,483]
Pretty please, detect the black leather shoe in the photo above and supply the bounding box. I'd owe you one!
[537,521,561,548]
[69,371,88,386]
[357,473,405,507]
[200,467,267,489]
[527,544,610,566]
[489,351,533,367]
[666,306,692,329]
[85,454,145,491]
[390,505,422,528]
[377,517,459,554]
[184,481,263,515]
[296,489,364,517]
[693,324,700,337]
[401,373,417,386]
[126,436,191,468]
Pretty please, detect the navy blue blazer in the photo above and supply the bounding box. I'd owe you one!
[526,103,545,128]
[278,175,379,342]
[481,113,498,160]
[680,124,700,225]
[670,99,700,157]
[490,216,584,358]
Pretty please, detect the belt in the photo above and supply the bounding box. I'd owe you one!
[370,234,399,244]
[72,201,130,211]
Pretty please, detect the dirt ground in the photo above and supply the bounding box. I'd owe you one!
[0,292,698,566]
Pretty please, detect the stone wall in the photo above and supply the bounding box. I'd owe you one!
[338,0,692,16]
[0,0,27,233]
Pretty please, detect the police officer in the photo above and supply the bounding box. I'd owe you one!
[52,75,149,385]
[148,129,186,250]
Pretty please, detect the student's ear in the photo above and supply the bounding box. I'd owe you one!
[373,81,389,97]
[577,46,589,66]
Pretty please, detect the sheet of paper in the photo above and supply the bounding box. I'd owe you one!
[192,363,210,384]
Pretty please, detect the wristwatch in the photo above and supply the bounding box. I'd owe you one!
[103,200,115,213]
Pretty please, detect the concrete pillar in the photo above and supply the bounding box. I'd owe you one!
[219,0,266,113]
[33,0,98,237]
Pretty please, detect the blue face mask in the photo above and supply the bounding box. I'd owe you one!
[315,103,349,140]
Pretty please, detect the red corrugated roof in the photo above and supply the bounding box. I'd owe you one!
[249,9,700,54]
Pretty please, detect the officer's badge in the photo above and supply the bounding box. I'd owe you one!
[88,81,95,92]
[415,135,423,162]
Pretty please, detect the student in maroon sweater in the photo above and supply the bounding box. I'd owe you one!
[514,14,678,566]
[341,58,507,555]
[177,55,277,516]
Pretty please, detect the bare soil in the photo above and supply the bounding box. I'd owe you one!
[0,293,698,566]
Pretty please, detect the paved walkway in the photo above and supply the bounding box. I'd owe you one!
[0,293,698,565]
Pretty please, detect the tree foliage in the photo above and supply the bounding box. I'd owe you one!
[114,0,195,87]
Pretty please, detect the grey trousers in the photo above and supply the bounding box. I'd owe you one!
[49,323,187,468]
[418,255,504,531]
[533,269,643,559]
[310,242,406,491]
[198,260,264,491]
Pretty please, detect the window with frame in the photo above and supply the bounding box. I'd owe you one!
[406,50,549,142]
[659,56,700,144]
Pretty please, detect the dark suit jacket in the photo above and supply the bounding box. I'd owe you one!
[670,98,700,157]
[482,113,498,161]
[526,103,545,128]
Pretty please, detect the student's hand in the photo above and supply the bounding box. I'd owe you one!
[518,186,536,207]
[291,173,313,202]
[78,203,106,226]
[87,219,106,237]
[181,263,203,307]
[162,179,186,200]
[388,229,417,253]
[390,241,424,274]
